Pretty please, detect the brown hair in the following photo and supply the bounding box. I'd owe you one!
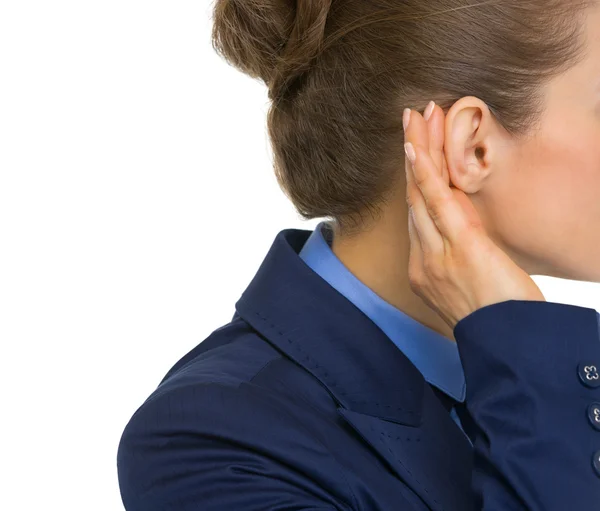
[211,0,594,238]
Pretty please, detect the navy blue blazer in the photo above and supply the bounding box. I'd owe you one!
[117,227,600,510]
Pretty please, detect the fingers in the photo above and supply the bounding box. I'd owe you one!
[404,108,444,255]
[404,106,470,247]
[425,103,449,187]
[405,150,424,250]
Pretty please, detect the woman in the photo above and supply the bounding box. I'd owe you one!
[117,1,600,509]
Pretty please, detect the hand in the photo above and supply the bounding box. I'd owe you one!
[403,102,546,330]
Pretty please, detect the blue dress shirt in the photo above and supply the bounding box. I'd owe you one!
[299,220,470,440]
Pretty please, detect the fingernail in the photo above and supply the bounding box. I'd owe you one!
[424,100,435,121]
[403,108,411,131]
[404,142,416,164]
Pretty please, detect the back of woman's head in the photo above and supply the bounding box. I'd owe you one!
[211,0,593,238]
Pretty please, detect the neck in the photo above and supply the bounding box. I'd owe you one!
[329,193,456,343]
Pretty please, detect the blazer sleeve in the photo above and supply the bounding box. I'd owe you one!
[453,299,600,510]
[116,382,354,511]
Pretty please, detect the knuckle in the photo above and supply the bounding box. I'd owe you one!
[468,217,484,231]
[428,194,449,222]
[408,279,421,294]
[413,171,428,189]
[405,188,419,210]
[407,267,423,288]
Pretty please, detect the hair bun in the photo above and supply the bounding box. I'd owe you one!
[212,0,332,103]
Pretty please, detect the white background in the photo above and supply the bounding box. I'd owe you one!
[1,2,599,510]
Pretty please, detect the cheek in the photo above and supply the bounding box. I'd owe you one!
[489,135,600,279]
[532,135,600,228]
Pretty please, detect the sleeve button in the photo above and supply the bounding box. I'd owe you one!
[587,403,600,431]
[578,363,600,388]
[593,450,600,477]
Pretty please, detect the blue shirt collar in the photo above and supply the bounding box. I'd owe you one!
[299,220,466,403]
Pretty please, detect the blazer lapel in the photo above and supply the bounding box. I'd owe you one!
[235,228,474,510]
[337,388,474,511]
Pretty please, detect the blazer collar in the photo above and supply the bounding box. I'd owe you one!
[235,227,475,510]
[299,221,466,403]
[235,227,425,426]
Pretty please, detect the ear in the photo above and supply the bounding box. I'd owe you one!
[444,96,495,194]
